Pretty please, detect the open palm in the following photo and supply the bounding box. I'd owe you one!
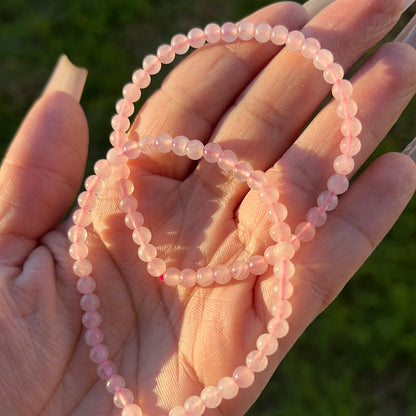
[1,1,415,416]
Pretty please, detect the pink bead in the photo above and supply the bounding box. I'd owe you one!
[341,117,362,137]
[221,22,238,42]
[313,48,334,70]
[246,350,268,372]
[106,374,126,394]
[171,34,190,55]
[273,241,295,260]
[179,268,197,288]
[82,310,102,329]
[203,142,222,163]
[138,243,157,262]
[271,25,289,45]
[188,28,206,48]
[323,63,344,84]
[110,131,129,148]
[80,293,100,311]
[340,136,361,156]
[247,170,267,190]
[184,395,205,416]
[122,404,143,416]
[138,135,155,154]
[69,242,89,260]
[147,258,166,277]
[336,99,358,119]
[113,388,134,408]
[107,147,128,166]
[89,344,109,363]
[155,134,173,153]
[85,175,105,194]
[258,185,279,204]
[264,245,278,265]
[267,318,289,338]
[238,21,255,41]
[169,406,186,416]
[94,159,113,179]
[132,69,151,88]
[116,98,134,117]
[333,154,355,175]
[306,207,328,227]
[77,275,96,294]
[204,23,221,43]
[317,190,339,211]
[132,227,152,245]
[233,366,255,388]
[200,386,222,408]
[123,141,141,159]
[125,211,144,230]
[218,149,237,171]
[214,264,232,284]
[273,260,295,280]
[97,360,117,380]
[122,83,142,102]
[142,54,161,75]
[256,333,278,355]
[186,140,204,160]
[77,191,97,211]
[295,221,316,242]
[269,222,291,242]
[196,267,215,287]
[157,44,175,64]
[120,195,138,213]
[271,299,292,319]
[172,135,189,156]
[113,164,130,181]
[332,79,353,100]
[233,161,253,181]
[163,267,180,286]
[68,225,88,243]
[231,261,249,280]
[217,376,239,399]
[73,258,93,277]
[301,37,321,59]
[267,202,288,222]
[286,30,305,51]
[248,255,268,275]
[116,178,134,196]
[255,23,272,43]
[327,173,349,194]
[84,327,104,346]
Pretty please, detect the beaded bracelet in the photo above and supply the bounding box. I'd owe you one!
[69,21,361,416]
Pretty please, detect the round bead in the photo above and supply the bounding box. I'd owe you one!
[82,311,102,329]
[323,63,344,84]
[274,280,294,299]
[233,161,253,181]
[94,159,113,179]
[270,222,291,242]
[248,255,268,275]
[76,276,96,294]
[68,225,87,243]
[273,260,295,280]
[271,299,293,319]
[204,23,221,43]
[233,366,255,388]
[80,293,100,311]
[313,48,334,70]
[138,243,157,262]
[336,99,358,119]
[286,30,305,51]
[333,154,355,175]
[247,170,267,190]
[179,268,197,288]
[73,258,93,277]
[132,69,151,88]
[273,241,295,261]
[106,374,126,394]
[256,333,278,355]
[89,344,109,363]
[295,221,316,242]
[341,117,362,137]
[327,173,349,195]
[72,209,92,227]
[116,178,134,196]
[169,406,186,416]
[69,242,89,260]
[317,190,339,211]
[271,25,289,45]
[120,195,138,213]
[218,149,237,171]
[142,54,161,75]
[163,267,181,286]
[186,140,204,160]
[306,207,328,228]
[255,23,272,43]
[110,131,128,148]
[213,265,232,284]
[187,27,206,49]
[84,327,104,346]
[221,22,238,42]
[340,136,361,156]
[172,135,189,156]
[267,318,289,338]
[246,350,268,372]
[171,34,190,55]
[184,395,205,416]
[116,98,135,117]
[231,261,249,281]
[147,258,166,277]
[238,21,255,41]
[77,191,96,211]
[122,83,142,102]
[196,267,215,287]
[301,37,321,59]
[217,376,239,399]
[332,79,353,100]
[266,202,288,222]
[258,185,279,204]
[132,227,152,245]
[203,142,222,163]
[155,134,173,153]
[113,388,134,408]
[138,135,156,154]
[157,44,175,64]
[97,360,117,380]
[123,141,141,159]
[125,211,144,230]
[200,385,222,408]
[122,404,143,416]
[107,147,128,166]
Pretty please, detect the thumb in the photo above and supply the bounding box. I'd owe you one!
[0,56,88,245]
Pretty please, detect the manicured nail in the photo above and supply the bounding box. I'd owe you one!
[395,14,416,47]
[403,137,416,163]
[403,0,416,13]
[303,0,335,18]
[42,55,88,102]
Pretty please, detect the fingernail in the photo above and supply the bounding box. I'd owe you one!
[395,14,416,47]
[403,0,416,13]
[303,0,335,18]
[42,55,88,102]
[403,137,416,163]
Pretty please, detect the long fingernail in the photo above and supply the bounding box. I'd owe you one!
[403,137,416,163]
[42,55,88,102]
[395,14,416,47]
[303,0,335,18]
[403,0,416,13]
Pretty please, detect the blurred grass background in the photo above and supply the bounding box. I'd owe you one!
[0,0,415,415]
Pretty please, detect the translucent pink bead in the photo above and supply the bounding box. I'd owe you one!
[147,258,166,277]
[204,23,221,43]
[120,195,138,213]
[323,63,344,84]
[132,69,151,88]
[111,114,130,133]
[171,34,190,55]
[78,191,97,211]
[233,366,255,388]
[267,318,289,338]
[82,310,102,329]
[301,37,321,59]
[97,360,117,380]
[113,388,134,408]
[73,258,93,277]
[255,23,272,43]
[107,147,128,167]
[217,376,239,399]
[273,241,295,260]
[77,275,96,294]
[270,222,291,242]
[196,267,215,287]
[106,374,126,394]
[218,149,237,171]
[125,211,144,230]
[333,154,355,175]
[258,185,279,204]
[89,344,109,363]
[248,255,268,275]
[116,179,134,197]
[122,404,143,416]
[138,243,157,262]
[172,135,189,156]
[340,136,361,156]
[273,260,295,280]
[94,159,113,179]
[256,333,278,355]
[139,135,156,154]
[80,293,100,311]
[233,161,253,181]
[68,225,88,243]
[231,261,249,280]
[113,165,130,181]
[201,386,222,408]
[157,44,175,64]
[85,175,105,194]
[306,206,328,227]
[69,242,89,260]
[186,140,204,160]
[123,141,141,159]
[84,327,104,346]
[214,265,232,284]
[116,98,134,117]
[142,54,161,75]
[247,170,267,190]
[295,221,316,242]
[203,142,222,163]
[267,202,288,222]
[286,30,305,51]
[271,25,289,45]
[332,79,353,100]
[110,131,128,148]
[155,133,173,153]
[273,281,294,299]
[336,99,358,119]
[122,83,142,102]
[271,299,292,319]
[264,245,278,265]
[132,227,152,245]
[188,28,206,48]
[179,268,197,288]
[221,22,238,42]
[246,350,268,372]
[238,21,255,41]
[169,406,186,416]
[313,48,334,70]
[327,173,349,194]
[317,190,339,211]
[163,267,180,286]
[184,395,205,416]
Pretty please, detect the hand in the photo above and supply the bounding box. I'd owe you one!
[1,1,415,415]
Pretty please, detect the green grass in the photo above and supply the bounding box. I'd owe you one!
[1,1,415,414]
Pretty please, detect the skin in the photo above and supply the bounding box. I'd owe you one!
[0,0,415,415]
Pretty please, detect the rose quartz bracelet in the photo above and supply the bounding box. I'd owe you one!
[69,21,361,416]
